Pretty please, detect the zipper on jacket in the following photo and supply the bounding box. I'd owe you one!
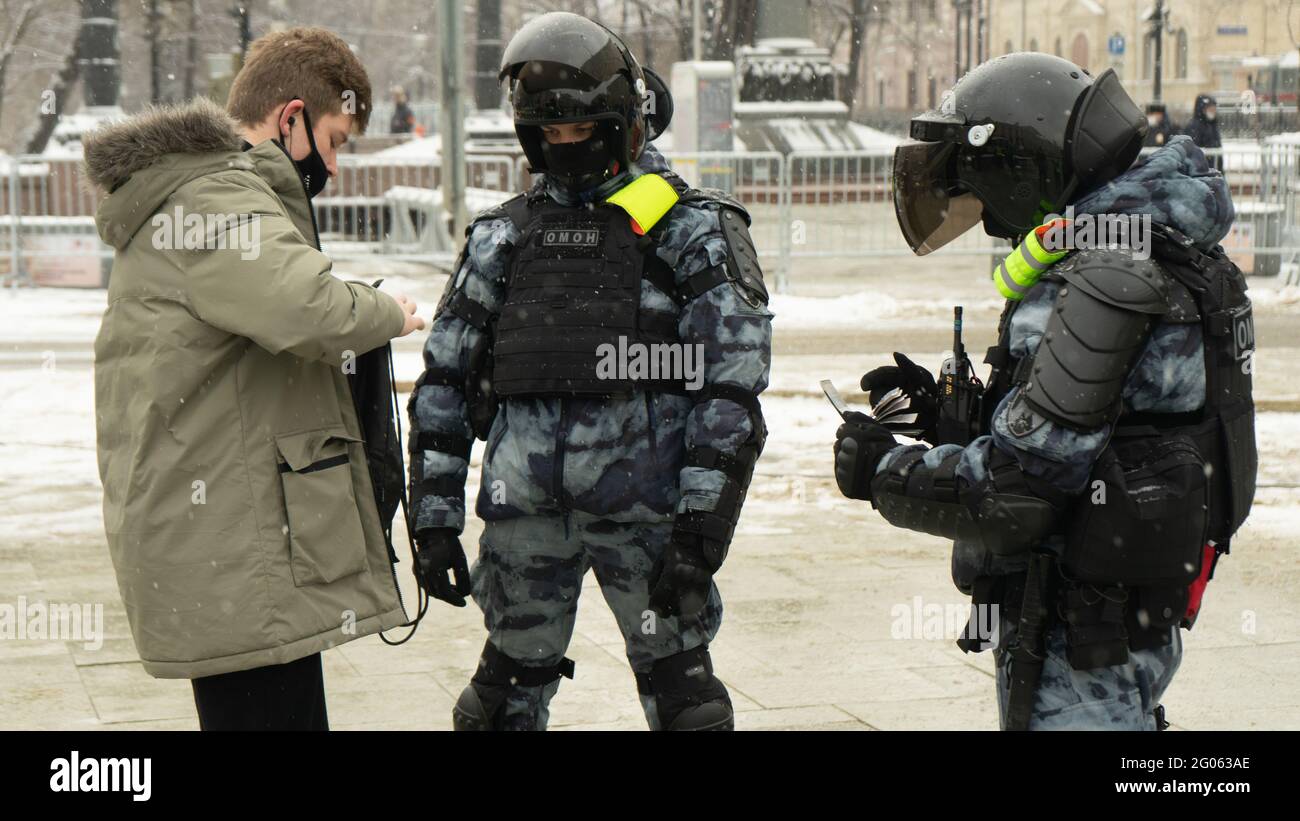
[302,179,323,249]
[267,137,324,250]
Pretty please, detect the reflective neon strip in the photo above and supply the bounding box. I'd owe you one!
[996,260,1030,298]
[604,173,680,234]
[1019,239,1050,271]
[991,219,1072,301]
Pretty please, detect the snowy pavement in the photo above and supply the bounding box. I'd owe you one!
[2,265,1299,730]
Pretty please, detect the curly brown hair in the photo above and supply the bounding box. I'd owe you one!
[226,27,372,134]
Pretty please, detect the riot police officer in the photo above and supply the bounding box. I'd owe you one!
[408,12,772,731]
[834,53,1256,730]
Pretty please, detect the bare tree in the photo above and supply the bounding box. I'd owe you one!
[636,0,654,66]
[825,0,872,113]
[0,0,44,132]
[706,0,756,62]
[24,28,81,154]
[182,0,200,99]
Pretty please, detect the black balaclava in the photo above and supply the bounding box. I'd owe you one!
[283,99,329,199]
[538,121,618,194]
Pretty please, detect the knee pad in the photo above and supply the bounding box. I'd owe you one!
[638,645,733,731]
[452,682,505,731]
[452,640,575,731]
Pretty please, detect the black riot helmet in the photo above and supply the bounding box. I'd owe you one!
[499,12,653,192]
[893,53,1147,254]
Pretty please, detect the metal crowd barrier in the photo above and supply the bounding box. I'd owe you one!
[4,142,1300,288]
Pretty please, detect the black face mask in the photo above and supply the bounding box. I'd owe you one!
[541,131,613,193]
[284,101,330,199]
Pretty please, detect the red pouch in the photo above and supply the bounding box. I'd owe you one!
[1182,543,1220,629]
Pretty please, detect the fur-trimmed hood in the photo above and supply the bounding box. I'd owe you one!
[83,97,243,192]
[85,97,311,251]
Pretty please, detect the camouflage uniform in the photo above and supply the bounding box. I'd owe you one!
[877,136,1234,730]
[409,144,772,729]
[473,514,722,730]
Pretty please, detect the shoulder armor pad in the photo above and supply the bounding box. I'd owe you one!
[1017,251,1161,429]
[1053,248,1171,314]
[678,187,752,225]
[717,200,766,306]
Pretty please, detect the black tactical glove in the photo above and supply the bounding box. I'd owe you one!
[860,352,939,443]
[833,411,900,501]
[415,528,472,607]
[648,525,726,621]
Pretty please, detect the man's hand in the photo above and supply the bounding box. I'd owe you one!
[392,293,426,337]
[648,533,723,621]
[861,352,939,443]
[833,411,899,501]
[415,528,471,607]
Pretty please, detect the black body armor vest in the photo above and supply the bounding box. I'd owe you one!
[492,197,685,398]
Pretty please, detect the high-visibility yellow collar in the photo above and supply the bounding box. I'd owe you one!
[604,173,680,235]
[993,218,1071,300]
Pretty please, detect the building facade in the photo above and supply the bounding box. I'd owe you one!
[858,0,964,112]
[986,0,1297,111]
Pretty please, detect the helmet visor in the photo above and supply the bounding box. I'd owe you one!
[511,60,635,125]
[892,141,984,255]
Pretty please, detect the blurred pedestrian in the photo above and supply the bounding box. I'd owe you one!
[390,85,415,134]
[1183,94,1222,171]
[1143,103,1176,147]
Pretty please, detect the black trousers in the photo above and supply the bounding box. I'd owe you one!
[191,652,329,731]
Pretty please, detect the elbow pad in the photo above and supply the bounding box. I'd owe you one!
[678,383,766,554]
[870,447,1064,556]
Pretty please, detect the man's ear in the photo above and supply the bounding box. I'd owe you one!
[277,99,305,141]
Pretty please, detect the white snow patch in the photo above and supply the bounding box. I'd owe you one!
[0,287,107,344]
[770,291,900,327]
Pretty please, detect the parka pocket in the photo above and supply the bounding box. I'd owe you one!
[274,428,369,587]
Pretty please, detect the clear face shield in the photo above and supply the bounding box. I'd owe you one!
[891,140,985,256]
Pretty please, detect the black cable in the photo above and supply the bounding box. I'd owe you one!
[379,340,430,645]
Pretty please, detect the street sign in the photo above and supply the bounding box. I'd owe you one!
[1108,34,1125,56]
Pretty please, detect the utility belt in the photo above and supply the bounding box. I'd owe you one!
[962,551,1194,661]
[963,549,1200,732]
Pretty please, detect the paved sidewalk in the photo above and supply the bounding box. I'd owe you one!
[1,376,1296,730]
[2,266,1298,730]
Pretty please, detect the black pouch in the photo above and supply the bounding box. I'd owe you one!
[1062,585,1131,670]
[1064,435,1209,587]
[1126,585,1187,650]
[1218,403,1257,537]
